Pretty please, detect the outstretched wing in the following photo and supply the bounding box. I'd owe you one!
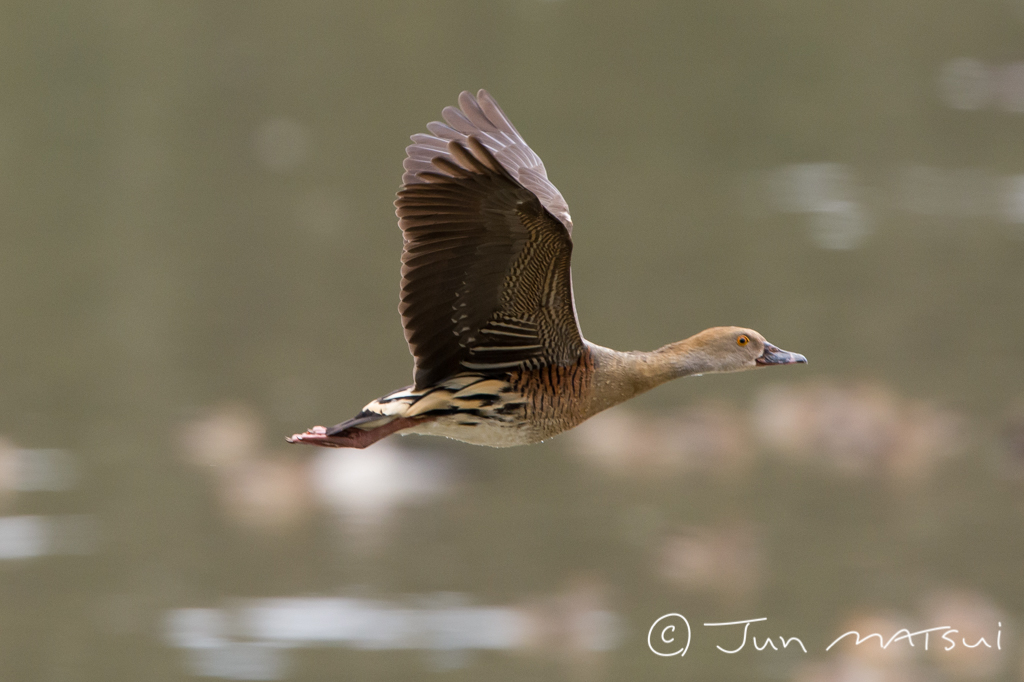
[402,90,574,234]
[397,90,585,390]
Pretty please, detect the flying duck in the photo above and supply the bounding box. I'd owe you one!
[288,90,806,449]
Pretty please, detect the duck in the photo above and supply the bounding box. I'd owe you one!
[288,90,806,449]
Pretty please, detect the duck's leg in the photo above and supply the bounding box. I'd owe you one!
[288,384,430,448]
[287,415,430,448]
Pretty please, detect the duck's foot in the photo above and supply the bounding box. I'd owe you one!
[286,425,358,448]
[287,416,429,449]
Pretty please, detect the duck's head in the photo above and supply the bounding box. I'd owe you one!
[687,326,807,374]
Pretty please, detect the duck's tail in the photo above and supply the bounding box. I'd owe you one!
[287,374,515,448]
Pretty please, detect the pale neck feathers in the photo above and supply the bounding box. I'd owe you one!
[585,330,745,417]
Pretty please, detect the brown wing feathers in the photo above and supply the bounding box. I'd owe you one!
[403,90,574,233]
[396,91,585,390]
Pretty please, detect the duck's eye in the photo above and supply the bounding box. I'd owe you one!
[737,335,750,346]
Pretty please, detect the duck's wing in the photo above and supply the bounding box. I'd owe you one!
[397,90,585,390]
[402,90,574,234]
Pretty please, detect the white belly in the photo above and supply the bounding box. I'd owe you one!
[403,416,542,447]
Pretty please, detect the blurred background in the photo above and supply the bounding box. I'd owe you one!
[2,0,1024,680]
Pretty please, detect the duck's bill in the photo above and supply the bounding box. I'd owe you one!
[756,342,807,366]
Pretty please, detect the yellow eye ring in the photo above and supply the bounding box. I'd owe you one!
[737,335,750,346]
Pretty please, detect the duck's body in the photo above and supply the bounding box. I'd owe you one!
[289,91,805,449]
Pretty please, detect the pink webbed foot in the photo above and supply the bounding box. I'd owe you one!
[286,416,430,449]
[286,426,352,448]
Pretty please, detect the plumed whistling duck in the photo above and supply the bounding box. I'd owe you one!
[288,91,806,449]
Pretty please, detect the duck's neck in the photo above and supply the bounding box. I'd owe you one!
[647,337,721,381]
[585,337,717,415]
